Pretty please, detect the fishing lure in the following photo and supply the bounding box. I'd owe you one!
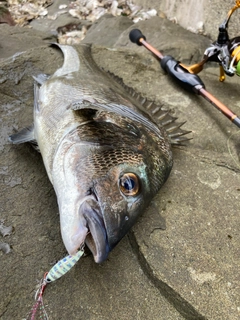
[27,248,84,320]
[46,248,84,282]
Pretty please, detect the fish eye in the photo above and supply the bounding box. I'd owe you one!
[119,173,140,196]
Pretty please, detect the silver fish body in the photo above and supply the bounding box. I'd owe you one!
[10,44,188,263]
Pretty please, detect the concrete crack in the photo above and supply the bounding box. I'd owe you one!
[128,231,207,320]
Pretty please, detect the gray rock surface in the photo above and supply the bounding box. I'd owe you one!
[0,10,240,320]
[134,0,240,40]
[0,24,56,59]
[29,0,81,35]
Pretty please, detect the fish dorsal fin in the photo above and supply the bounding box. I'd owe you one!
[106,71,191,145]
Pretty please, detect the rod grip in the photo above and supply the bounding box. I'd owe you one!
[161,56,205,92]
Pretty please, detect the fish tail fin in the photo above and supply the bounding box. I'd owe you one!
[50,43,80,77]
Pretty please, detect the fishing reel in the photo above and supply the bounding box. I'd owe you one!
[185,0,240,81]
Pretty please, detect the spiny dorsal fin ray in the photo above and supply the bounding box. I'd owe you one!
[106,71,191,145]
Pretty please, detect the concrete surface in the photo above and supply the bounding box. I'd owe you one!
[1,6,240,320]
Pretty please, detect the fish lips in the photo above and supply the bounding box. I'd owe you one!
[80,198,109,263]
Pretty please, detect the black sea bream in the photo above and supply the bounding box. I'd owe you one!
[10,44,188,263]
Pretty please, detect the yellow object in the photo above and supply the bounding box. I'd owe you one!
[219,65,225,82]
[227,1,240,22]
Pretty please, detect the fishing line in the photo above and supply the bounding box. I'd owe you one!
[227,131,240,169]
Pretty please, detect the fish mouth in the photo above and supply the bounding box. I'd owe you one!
[78,198,109,263]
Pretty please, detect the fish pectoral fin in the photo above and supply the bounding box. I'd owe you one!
[9,125,39,150]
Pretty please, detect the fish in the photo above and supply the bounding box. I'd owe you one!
[9,44,189,263]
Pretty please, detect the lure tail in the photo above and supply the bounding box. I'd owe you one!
[26,249,84,319]
[27,274,48,320]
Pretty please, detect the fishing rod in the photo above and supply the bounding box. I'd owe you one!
[129,1,240,129]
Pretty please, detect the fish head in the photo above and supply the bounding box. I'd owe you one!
[91,132,172,260]
[53,121,172,263]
